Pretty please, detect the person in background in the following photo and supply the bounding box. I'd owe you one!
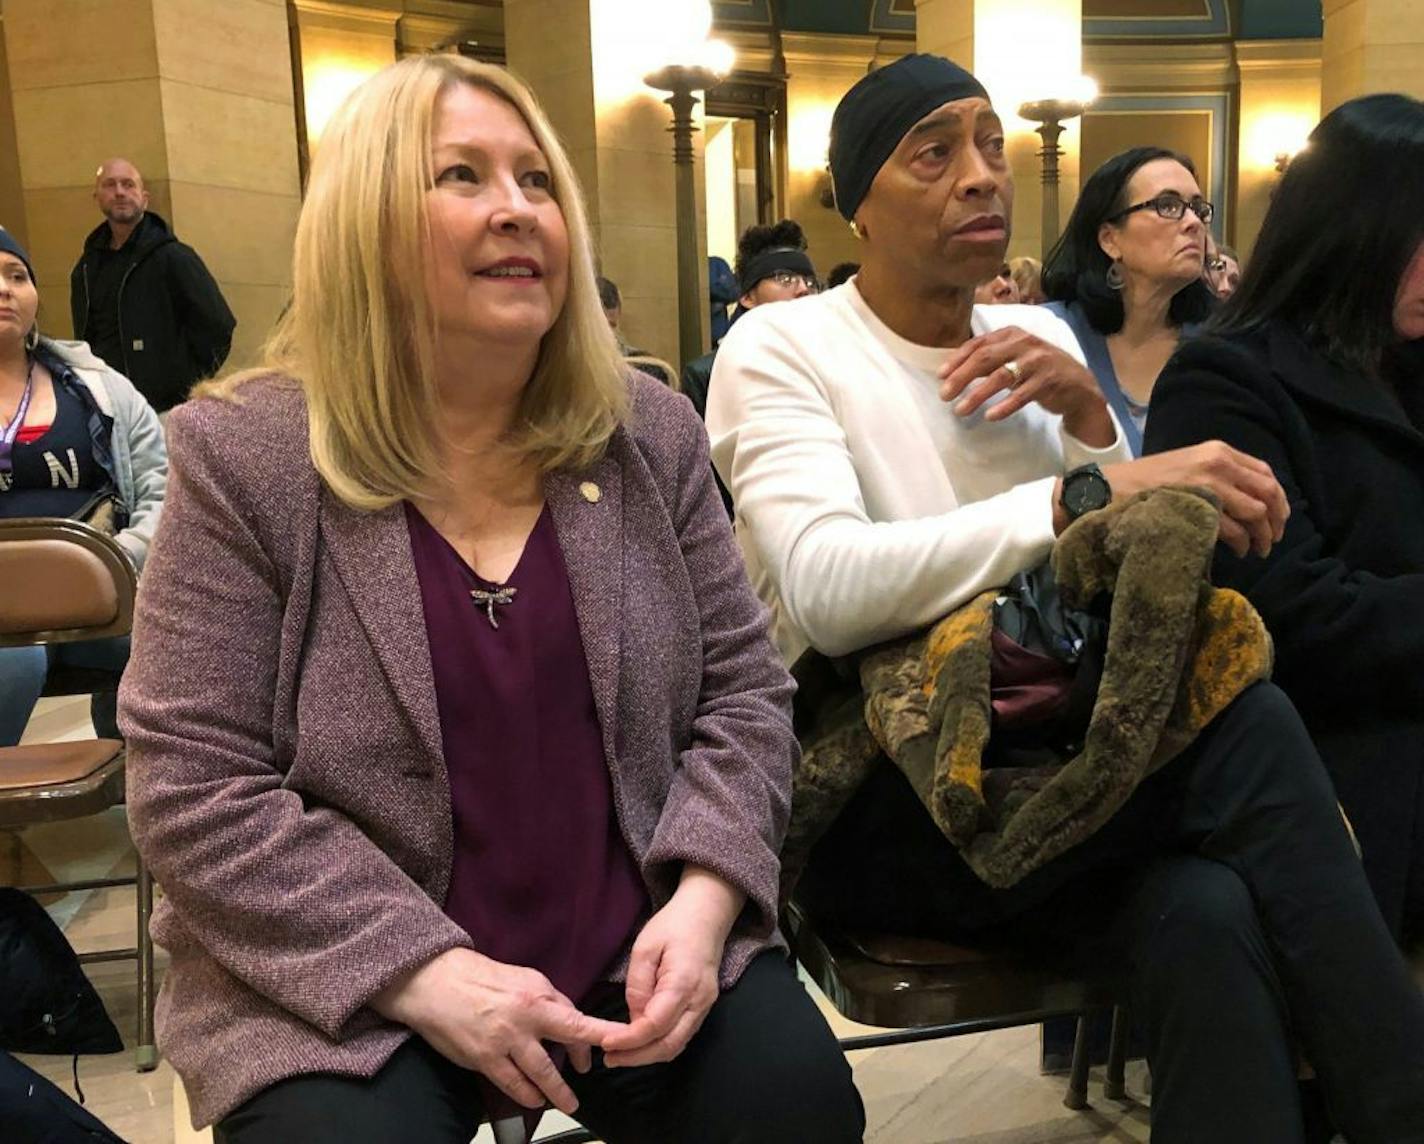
[973,262,1019,304]
[1205,241,1242,299]
[708,256,740,347]
[119,55,861,1143]
[679,219,818,421]
[69,159,235,415]
[1145,92,1424,948]
[1041,147,1217,454]
[595,275,672,386]
[1009,255,1045,304]
[708,53,1424,1144]
[824,261,860,290]
[0,227,166,745]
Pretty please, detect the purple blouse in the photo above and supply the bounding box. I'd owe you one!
[405,503,649,1007]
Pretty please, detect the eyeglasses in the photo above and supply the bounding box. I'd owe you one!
[766,270,821,293]
[1205,256,1228,274]
[1110,193,1214,226]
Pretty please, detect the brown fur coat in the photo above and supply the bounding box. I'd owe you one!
[781,487,1274,896]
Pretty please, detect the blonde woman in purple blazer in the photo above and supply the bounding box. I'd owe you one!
[120,55,862,1144]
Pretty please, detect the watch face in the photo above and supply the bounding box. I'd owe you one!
[1065,470,1110,517]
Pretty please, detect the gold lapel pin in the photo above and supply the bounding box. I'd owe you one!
[579,481,602,503]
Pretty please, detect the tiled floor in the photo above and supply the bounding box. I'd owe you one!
[11,695,1156,1143]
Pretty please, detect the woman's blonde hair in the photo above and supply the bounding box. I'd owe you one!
[1008,256,1042,302]
[202,54,628,510]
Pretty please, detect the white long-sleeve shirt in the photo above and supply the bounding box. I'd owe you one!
[705,280,1130,663]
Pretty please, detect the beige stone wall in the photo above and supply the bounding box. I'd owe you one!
[2,0,300,374]
[155,0,302,369]
[1235,40,1320,261]
[0,16,27,248]
[1323,0,1424,112]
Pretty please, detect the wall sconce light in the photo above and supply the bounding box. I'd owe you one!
[1244,109,1314,177]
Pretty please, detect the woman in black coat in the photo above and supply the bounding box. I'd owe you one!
[1145,92,1424,943]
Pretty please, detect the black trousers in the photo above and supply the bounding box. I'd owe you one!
[800,682,1424,1144]
[214,950,865,1144]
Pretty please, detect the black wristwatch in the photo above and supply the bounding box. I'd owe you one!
[1060,463,1112,522]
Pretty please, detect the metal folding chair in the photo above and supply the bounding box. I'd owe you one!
[0,517,157,1071]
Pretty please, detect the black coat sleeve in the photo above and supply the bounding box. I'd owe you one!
[69,258,86,339]
[1145,340,1424,720]
[168,245,236,375]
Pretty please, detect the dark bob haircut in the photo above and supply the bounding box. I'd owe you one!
[1042,146,1216,336]
[1211,92,1424,381]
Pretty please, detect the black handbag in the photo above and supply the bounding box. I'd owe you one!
[988,561,1109,767]
[0,889,122,1056]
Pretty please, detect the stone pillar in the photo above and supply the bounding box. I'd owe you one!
[505,0,705,367]
[0,15,28,248]
[914,0,1084,261]
[1235,41,1320,260]
[1,0,302,370]
[1322,0,1424,113]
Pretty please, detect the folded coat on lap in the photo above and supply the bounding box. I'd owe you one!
[782,487,1275,897]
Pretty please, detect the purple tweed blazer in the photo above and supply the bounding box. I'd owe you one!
[119,374,797,1128]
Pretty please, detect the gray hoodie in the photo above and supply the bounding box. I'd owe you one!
[41,338,167,571]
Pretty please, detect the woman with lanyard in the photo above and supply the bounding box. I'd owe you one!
[1041,147,1218,455]
[0,227,166,745]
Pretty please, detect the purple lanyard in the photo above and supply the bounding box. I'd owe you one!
[0,363,35,475]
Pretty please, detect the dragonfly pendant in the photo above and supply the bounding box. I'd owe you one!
[470,585,517,629]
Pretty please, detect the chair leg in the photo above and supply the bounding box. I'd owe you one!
[1063,1014,1091,1110]
[135,859,158,1072]
[1104,1004,1128,1100]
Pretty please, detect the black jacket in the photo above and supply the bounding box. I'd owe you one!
[70,212,236,412]
[680,350,716,420]
[1145,321,1424,939]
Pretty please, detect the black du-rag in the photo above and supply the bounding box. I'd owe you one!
[829,54,990,221]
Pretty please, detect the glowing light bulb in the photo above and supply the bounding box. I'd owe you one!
[1072,74,1099,106]
[702,39,736,77]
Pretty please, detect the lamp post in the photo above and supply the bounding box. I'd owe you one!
[644,63,722,368]
[1017,97,1090,258]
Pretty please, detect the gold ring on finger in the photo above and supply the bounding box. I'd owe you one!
[1003,359,1023,386]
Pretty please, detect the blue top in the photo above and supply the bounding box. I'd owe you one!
[0,364,106,518]
[1044,300,1200,457]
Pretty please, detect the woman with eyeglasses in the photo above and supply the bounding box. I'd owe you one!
[1041,148,1218,454]
[1146,93,1424,949]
